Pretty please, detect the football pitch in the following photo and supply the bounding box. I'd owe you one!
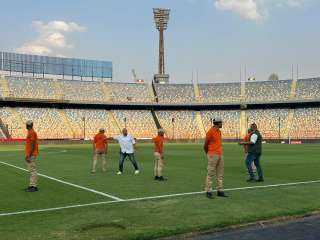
[1,143,320,240]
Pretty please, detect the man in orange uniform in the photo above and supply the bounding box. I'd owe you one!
[25,120,39,192]
[92,128,108,173]
[204,118,227,199]
[153,129,166,181]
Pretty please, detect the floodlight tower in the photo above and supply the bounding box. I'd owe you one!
[153,8,170,84]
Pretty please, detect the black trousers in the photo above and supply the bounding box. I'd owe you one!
[119,152,139,172]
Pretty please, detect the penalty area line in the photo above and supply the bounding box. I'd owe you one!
[0,161,123,201]
[1,179,320,217]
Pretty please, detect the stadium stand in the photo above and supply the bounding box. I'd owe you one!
[154,84,196,103]
[0,75,320,140]
[199,83,241,103]
[107,83,154,103]
[201,111,240,139]
[245,80,292,103]
[6,76,59,99]
[247,109,289,139]
[156,111,202,139]
[290,108,320,139]
[0,107,25,138]
[112,110,157,138]
[60,80,105,102]
[65,109,120,139]
[296,78,320,100]
[16,107,71,139]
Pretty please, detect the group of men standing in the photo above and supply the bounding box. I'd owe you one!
[23,119,264,198]
[203,118,264,199]
[91,128,165,178]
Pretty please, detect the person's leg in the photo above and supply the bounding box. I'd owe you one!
[216,155,224,192]
[205,154,217,193]
[246,153,255,180]
[92,152,98,173]
[128,153,139,170]
[254,154,264,180]
[28,156,38,188]
[101,153,106,172]
[158,155,164,177]
[154,152,160,177]
[119,152,126,173]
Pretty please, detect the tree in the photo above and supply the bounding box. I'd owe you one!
[268,73,279,81]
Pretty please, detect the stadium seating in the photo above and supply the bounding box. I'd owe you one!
[156,111,202,139]
[60,80,105,102]
[290,108,320,139]
[245,80,292,103]
[154,84,195,103]
[65,109,120,139]
[0,107,25,138]
[107,83,154,103]
[199,83,241,103]
[16,107,71,139]
[201,111,240,139]
[6,76,59,99]
[0,128,5,139]
[112,110,157,138]
[296,78,320,100]
[1,75,320,140]
[247,109,289,139]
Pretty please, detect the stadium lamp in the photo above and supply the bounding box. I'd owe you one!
[153,8,170,84]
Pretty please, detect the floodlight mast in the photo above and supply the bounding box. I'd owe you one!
[153,8,170,83]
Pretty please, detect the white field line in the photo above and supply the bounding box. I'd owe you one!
[0,161,123,201]
[1,179,320,217]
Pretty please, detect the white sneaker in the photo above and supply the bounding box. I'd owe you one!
[134,170,140,175]
[117,171,122,175]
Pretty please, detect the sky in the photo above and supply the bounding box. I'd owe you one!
[0,0,319,83]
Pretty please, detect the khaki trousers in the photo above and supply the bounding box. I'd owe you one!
[154,152,164,177]
[26,156,38,187]
[92,152,107,172]
[205,154,224,192]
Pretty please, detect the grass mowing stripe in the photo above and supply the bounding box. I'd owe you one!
[0,161,124,201]
[1,179,320,217]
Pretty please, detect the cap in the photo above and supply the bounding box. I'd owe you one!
[158,128,165,133]
[212,117,223,123]
[26,120,33,126]
[99,128,105,132]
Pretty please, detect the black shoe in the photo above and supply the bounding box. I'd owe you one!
[25,186,33,192]
[217,191,228,197]
[206,192,214,199]
[158,176,167,181]
[25,186,38,192]
[247,178,256,182]
[256,178,264,182]
[154,176,160,180]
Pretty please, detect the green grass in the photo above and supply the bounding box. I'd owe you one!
[0,143,320,240]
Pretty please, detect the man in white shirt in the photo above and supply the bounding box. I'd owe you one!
[239,123,264,182]
[113,128,139,175]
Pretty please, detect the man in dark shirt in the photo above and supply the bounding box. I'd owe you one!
[239,123,264,182]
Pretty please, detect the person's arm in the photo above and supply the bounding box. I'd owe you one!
[239,134,257,145]
[93,137,96,153]
[25,134,35,162]
[203,137,209,154]
[132,137,136,151]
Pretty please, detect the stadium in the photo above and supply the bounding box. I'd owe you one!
[1,2,320,240]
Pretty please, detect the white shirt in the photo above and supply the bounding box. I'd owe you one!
[114,135,136,153]
[250,133,258,144]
